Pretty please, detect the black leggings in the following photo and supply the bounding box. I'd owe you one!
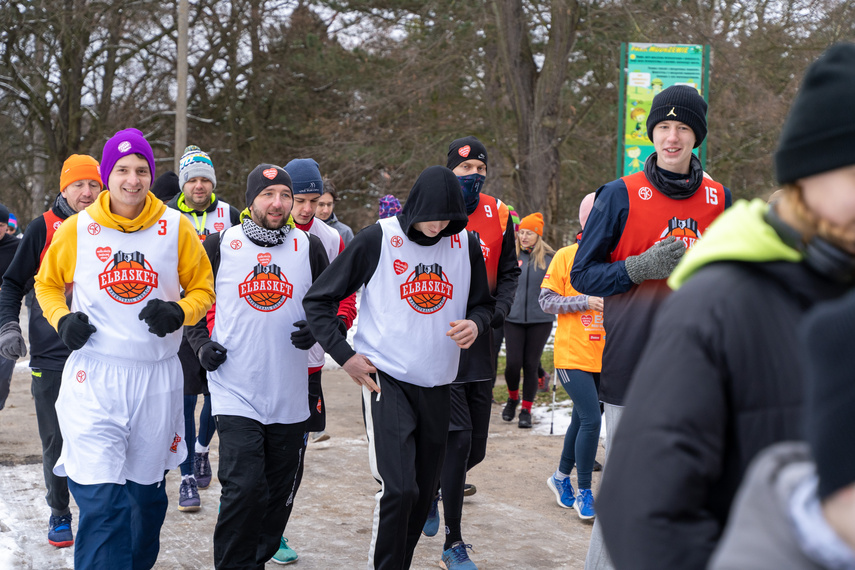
[504,321,553,403]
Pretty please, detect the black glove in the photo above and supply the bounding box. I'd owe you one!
[197,341,228,371]
[490,309,506,329]
[138,299,185,337]
[291,320,316,350]
[624,236,687,284]
[57,312,97,350]
[0,321,27,360]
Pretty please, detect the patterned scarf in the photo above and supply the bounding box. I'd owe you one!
[241,216,290,246]
[55,193,76,218]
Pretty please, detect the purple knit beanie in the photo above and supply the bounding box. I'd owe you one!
[379,194,402,219]
[100,128,156,187]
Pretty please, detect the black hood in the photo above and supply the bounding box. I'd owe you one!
[397,166,469,246]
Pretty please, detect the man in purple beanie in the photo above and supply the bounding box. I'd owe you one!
[35,128,215,569]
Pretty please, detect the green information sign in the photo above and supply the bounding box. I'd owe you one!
[616,43,710,178]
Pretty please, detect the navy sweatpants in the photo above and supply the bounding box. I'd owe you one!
[68,476,168,570]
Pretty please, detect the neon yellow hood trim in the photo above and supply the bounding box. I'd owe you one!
[668,199,803,290]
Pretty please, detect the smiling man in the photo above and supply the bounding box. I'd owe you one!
[570,85,732,569]
[34,128,215,569]
[185,163,330,569]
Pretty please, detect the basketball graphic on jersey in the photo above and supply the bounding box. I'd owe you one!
[400,263,454,314]
[659,216,702,249]
[239,262,293,312]
[98,250,159,304]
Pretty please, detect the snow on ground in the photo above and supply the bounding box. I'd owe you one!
[0,464,75,570]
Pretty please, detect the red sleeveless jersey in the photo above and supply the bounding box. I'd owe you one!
[39,210,65,264]
[611,171,725,263]
[466,194,509,295]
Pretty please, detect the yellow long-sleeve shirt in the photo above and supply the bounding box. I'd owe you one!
[35,191,215,331]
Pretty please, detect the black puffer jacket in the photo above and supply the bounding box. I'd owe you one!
[598,200,854,570]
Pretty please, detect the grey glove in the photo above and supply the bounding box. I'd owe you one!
[0,321,27,360]
[624,236,687,284]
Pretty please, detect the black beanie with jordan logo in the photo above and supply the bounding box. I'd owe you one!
[646,85,708,148]
[775,42,855,185]
[447,136,488,172]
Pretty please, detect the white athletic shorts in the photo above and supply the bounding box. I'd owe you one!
[53,349,186,485]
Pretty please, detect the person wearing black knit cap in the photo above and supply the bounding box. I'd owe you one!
[571,83,733,568]
[185,163,331,569]
[597,42,855,570]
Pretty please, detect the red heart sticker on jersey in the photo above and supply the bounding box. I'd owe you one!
[458,145,471,158]
[393,260,408,275]
[580,314,593,327]
[257,253,272,266]
[95,246,112,262]
[214,222,225,231]
[262,168,277,179]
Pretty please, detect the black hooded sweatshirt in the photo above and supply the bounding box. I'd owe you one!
[303,165,495,369]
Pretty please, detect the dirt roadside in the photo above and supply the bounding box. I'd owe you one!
[0,362,602,569]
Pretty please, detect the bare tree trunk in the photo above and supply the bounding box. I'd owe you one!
[491,0,580,244]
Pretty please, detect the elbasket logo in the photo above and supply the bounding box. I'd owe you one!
[239,263,293,312]
[98,251,158,304]
[400,263,453,314]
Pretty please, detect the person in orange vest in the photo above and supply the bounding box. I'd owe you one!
[541,193,604,521]
[570,84,732,569]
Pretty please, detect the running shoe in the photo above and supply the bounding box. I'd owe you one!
[271,537,299,565]
[518,409,532,428]
[194,451,213,489]
[463,483,476,497]
[575,488,596,520]
[546,473,575,508]
[502,398,519,422]
[311,430,330,443]
[48,513,74,547]
[441,541,478,569]
[178,476,201,512]
[423,493,441,537]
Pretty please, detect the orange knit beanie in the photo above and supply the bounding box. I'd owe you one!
[519,212,544,236]
[60,154,102,192]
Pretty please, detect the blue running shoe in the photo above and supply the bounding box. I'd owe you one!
[48,513,74,547]
[178,476,201,512]
[271,537,298,565]
[194,451,213,489]
[546,474,575,508]
[441,541,477,569]
[575,488,596,519]
[423,493,440,536]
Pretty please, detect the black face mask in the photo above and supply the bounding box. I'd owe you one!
[458,174,485,214]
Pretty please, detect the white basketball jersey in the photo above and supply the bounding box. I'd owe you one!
[306,218,342,368]
[182,198,235,240]
[355,217,471,387]
[209,225,313,425]
[72,208,182,361]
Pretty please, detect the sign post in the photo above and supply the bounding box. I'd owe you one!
[616,43,709,178]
